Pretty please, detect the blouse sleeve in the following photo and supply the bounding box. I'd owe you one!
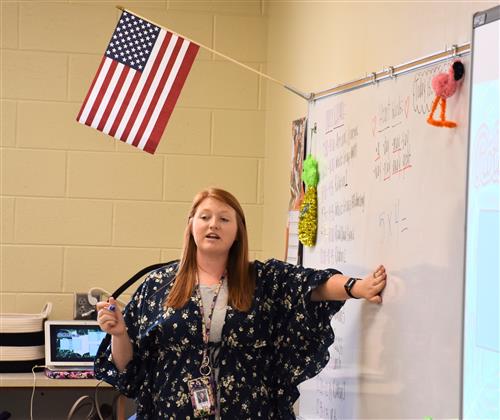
[93,276,154,398]
[261,259,345,403]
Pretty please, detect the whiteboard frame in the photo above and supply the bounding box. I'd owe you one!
[461,4,500,419]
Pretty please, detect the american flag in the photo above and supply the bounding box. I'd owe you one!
[77,11,199,154]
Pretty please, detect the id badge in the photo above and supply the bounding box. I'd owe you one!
[188,376,216,417]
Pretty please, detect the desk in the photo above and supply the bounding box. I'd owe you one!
[0,372,111,387]
[0,372,133,419]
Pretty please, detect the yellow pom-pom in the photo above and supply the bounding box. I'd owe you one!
[298,187,318,247]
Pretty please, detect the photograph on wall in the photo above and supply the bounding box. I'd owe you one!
[285,117,307,264]
[289,117,307,210]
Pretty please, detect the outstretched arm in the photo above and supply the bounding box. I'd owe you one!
[310,265,387,303]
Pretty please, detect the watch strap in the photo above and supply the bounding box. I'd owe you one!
[344,277,360,299]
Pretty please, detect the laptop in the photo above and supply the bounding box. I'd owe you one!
[44,320,107,378]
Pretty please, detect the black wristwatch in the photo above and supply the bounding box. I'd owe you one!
[344,277,360,299]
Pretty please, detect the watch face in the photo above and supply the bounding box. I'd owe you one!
[344,278,358,298]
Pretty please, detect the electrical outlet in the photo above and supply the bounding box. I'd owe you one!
[74,292,100,320]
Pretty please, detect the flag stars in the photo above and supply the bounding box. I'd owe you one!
[107,13,161,72]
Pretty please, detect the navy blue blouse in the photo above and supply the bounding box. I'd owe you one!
[94,259,344,419]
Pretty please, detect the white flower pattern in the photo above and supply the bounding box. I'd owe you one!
[94,260,344,419]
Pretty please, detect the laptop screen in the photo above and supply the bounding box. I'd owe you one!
[45,320,107,367]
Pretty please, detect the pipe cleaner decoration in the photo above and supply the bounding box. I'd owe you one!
[298,155,319,247]
[427,60,465,128]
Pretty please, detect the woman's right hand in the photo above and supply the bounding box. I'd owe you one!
[96,297,127,337]
[355,265,387,303]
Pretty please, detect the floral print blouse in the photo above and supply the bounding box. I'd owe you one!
[94,259,345,419]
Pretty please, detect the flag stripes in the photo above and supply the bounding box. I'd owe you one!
[107,71,141,138]
[91,62,124,129]
[76,11,199,154]
[138,40,192,151]
[114,30,170,142]
[87,60,119,128]
[97,65,130,132]
[76,57,110,124]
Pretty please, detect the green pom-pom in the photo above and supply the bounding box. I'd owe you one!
[302,155,319,187]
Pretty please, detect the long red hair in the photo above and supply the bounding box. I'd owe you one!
[165,188,254,312]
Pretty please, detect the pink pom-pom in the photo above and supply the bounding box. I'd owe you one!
[430,60,464,99]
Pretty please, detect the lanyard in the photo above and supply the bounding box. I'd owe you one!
[196,272,225,376]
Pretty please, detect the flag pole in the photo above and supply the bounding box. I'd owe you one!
[116,5,312,101]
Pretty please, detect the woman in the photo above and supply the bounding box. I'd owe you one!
[95,187,387,419]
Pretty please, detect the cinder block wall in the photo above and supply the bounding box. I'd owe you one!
[1,1,267,319]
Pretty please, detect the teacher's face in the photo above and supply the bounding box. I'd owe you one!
[191,197,238,257]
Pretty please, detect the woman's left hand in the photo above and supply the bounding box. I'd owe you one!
[352,265,387,303]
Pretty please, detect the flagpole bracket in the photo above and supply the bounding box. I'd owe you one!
[284,85,313,101]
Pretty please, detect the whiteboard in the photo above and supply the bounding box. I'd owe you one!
[299,57,470,420]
